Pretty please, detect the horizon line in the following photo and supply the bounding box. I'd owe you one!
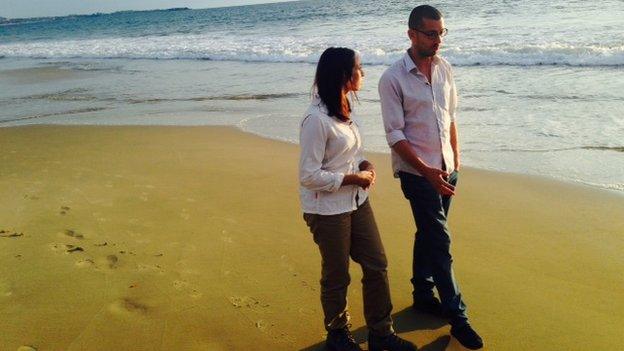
[0,0,300,21]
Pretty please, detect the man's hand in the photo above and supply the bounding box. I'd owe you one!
[390,140,455,195]
[423,167,455,196]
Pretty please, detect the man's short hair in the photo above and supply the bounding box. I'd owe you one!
[408,5,442,29]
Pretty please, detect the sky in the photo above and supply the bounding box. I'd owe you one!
[0,0,297,19]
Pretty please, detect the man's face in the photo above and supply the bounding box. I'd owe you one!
[408,18,445,58]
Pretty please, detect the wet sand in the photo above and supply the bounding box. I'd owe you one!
[0,125,622,350]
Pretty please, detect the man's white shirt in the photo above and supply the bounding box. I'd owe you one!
[379,51,458,176]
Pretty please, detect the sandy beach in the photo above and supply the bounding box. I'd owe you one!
[0,125,622,350]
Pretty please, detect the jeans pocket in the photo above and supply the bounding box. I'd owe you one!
[400,172,434,200]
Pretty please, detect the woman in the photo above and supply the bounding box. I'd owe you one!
[299,47,416,351]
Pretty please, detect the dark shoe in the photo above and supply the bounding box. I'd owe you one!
[412,296,443,316]
[368,332,417,351]
[450,323,483,350]
[326,326,363,351]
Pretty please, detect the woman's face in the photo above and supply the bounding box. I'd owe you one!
[346,55,364,92]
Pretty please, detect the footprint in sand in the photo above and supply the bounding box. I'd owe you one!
[172,280,189,290]
[75,258,96,268]
[109,297,149,316]
[228,296,270,309]
[17,346,38,351]
[106,254,119,268]
[172,280,203,299]
[48,243,84,254]
[0,230,23,238]
[63,229,84,239]
[255,320,269,332]
[60,206,70,215]
[66,245,84,253]
[82,254,119,270]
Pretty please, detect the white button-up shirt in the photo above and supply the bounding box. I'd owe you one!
[378,51,458,177]
[299,97,368,215]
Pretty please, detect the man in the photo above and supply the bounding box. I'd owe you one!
[378,5,483,350]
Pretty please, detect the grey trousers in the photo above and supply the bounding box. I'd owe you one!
[303,199,394,336]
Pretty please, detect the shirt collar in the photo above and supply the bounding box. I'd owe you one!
[403,50,418,73]
[403,49,440,74]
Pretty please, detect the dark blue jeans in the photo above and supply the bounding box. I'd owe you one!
[399,170,467,326]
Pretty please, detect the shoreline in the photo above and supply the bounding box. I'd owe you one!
[235,124,624,198]
[1,124,623,350]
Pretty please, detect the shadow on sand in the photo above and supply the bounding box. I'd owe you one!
[299,307,451,351]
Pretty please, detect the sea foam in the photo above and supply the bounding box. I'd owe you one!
[1,35,622,67]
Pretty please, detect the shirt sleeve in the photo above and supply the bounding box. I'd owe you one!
[299,114,345,192]
[448,67,458,123]
[378,72,407,147]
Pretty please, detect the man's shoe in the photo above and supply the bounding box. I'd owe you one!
[450,323,483,350]
[412,296,443,316]
[326,326,363,351]
[368,332,417,351]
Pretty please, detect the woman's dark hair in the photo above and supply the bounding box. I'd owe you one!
[313,47,358,121]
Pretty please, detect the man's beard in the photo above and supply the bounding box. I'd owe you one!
[417,48,436,58]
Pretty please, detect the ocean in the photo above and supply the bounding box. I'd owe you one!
[1,0,622,192]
